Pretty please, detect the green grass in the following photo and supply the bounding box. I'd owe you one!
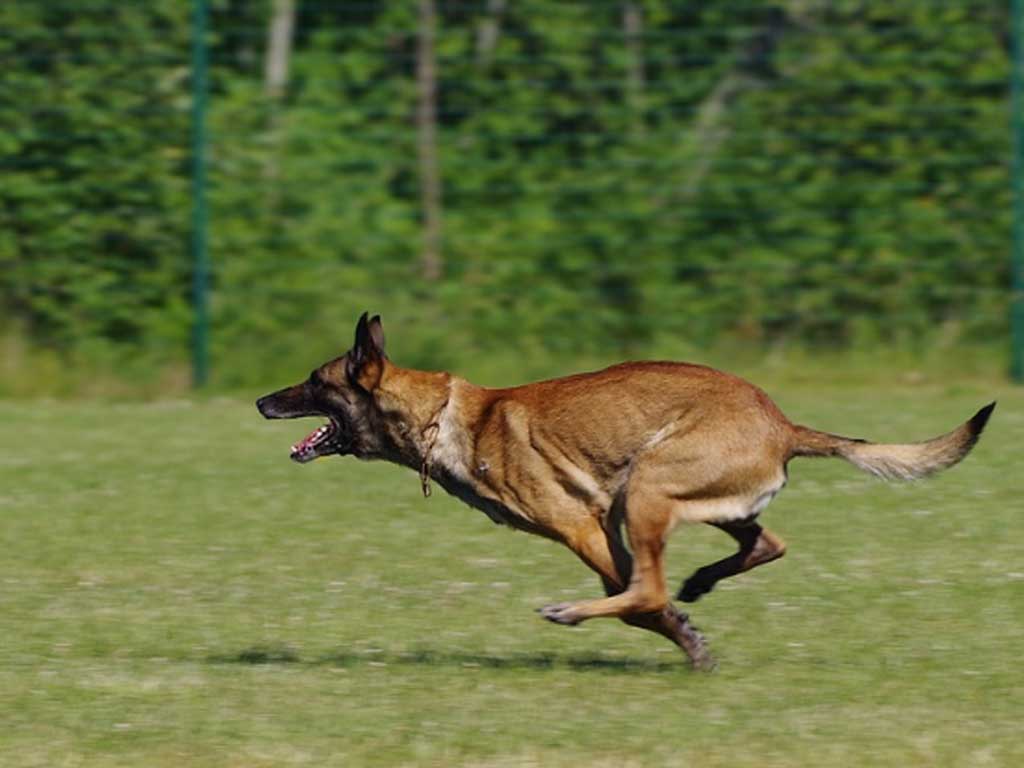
[1,376,1022,767]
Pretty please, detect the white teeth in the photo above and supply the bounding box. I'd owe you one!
[290,423,332,456]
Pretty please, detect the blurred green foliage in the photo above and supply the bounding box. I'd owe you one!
[0,2,192,363]
[0,0,1012,389]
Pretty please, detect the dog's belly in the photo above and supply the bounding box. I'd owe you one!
[673,480,786,525]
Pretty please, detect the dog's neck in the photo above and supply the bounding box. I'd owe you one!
[372,365,453,470]
[428,377,481,481]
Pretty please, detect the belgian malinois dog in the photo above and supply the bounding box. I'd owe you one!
[256,313,994,668]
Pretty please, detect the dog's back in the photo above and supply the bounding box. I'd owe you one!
[473,361,793,497]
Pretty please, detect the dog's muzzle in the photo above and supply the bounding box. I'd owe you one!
[257,389,351,463]
[288,417,350,463]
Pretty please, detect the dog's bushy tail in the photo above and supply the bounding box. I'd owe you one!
[788,402,995,481]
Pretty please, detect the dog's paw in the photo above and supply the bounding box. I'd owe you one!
[537,602,583,626]
[677,575,712,604]
[671,612,716,671]
[689,650,718,672]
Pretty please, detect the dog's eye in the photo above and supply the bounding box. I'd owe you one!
[309,371,322,388]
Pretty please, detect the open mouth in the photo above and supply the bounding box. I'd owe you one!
[290,419,341,464]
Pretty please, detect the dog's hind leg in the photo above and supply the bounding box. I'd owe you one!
[677,522,786,603]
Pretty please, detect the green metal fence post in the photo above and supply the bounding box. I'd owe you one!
[1013,0,1024,382]
[191,0,211,388]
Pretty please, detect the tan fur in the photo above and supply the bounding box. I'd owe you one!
[257,315,994,668]
[790,417,990,481]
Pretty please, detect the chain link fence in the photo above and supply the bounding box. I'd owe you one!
[1,1,1020,390]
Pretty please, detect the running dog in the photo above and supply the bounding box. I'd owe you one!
[256,313,994,668]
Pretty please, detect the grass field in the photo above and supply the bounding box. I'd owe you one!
[2,373,1022,767]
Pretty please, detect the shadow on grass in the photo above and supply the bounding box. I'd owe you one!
[207,644,682,673]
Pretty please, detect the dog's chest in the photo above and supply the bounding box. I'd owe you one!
[430,407,522,528]
[433,468,521,528]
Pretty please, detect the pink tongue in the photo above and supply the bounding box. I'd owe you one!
[292,426,325,455]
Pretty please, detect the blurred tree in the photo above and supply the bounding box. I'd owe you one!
[417,0,443,282]
[265,0,296,99]
[0,1,191,363]
[0,0,1012,386]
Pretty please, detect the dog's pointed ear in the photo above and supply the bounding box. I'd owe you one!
[346,312,386,391]
[367,315,386,357]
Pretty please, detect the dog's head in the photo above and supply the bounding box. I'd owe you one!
[256,312,388,463]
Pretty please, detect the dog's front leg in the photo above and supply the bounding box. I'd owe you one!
[540,493,672,624]
[539,516,714,669]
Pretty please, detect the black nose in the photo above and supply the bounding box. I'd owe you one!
[256,396,274,418]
